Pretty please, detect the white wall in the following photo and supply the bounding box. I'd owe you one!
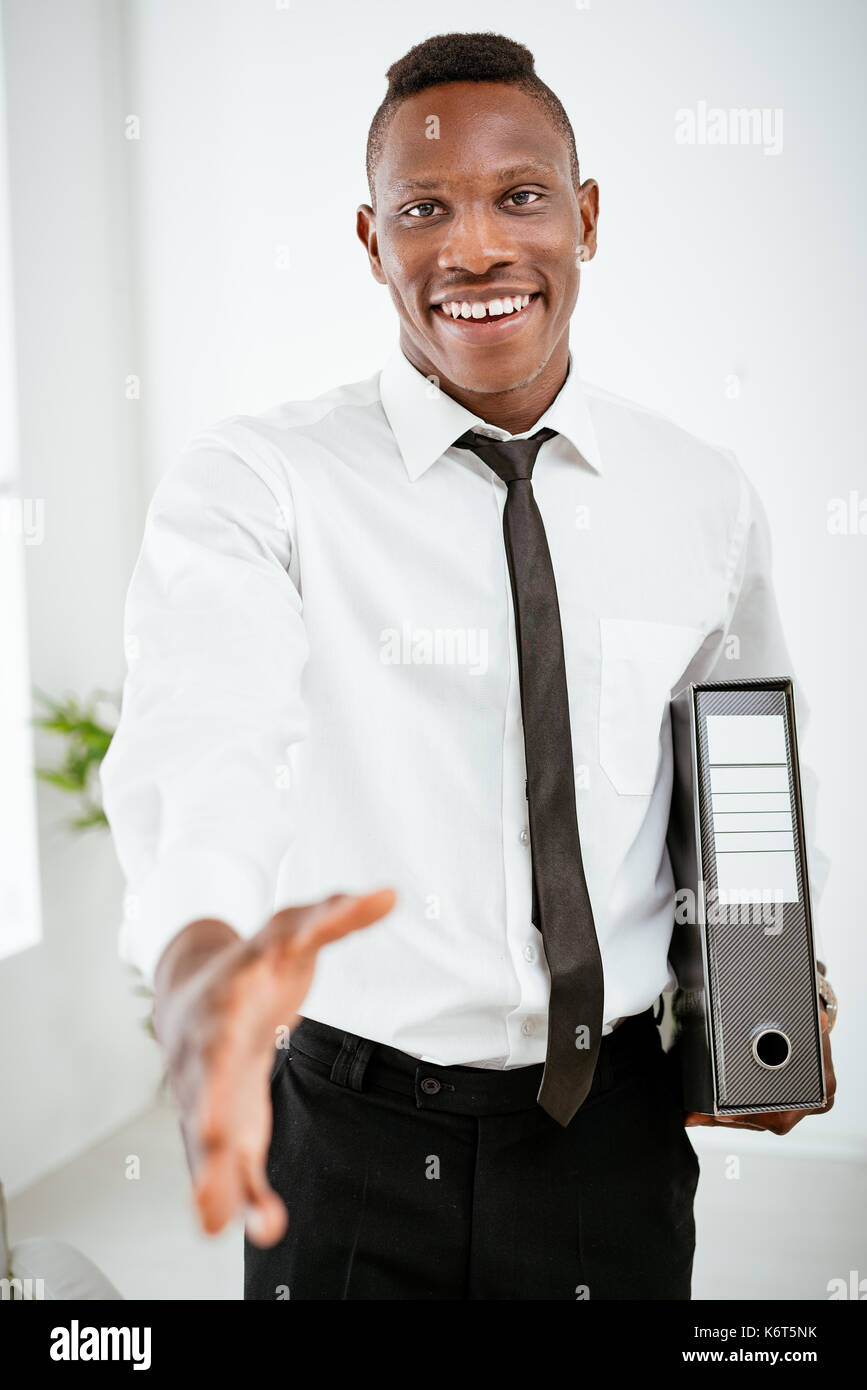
[0,0,161,1197]
[0,0,862,1195]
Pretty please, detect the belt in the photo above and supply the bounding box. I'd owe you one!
[282,1008,659,1119]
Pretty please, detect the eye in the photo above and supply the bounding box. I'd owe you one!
[503,189,543,208]
[405,202,440,218]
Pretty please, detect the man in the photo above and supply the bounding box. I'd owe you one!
[100,31,836,1301]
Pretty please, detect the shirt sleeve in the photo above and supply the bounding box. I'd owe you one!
[702,452,831,969]
[99,433,310,987]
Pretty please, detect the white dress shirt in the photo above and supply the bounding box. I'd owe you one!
[100,342,829,1068]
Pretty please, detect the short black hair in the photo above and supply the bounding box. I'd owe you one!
[366,31,581,208]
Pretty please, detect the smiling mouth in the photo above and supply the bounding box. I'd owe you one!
[431,292,542,340]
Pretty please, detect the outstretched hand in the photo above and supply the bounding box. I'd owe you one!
[154,889,397,1246]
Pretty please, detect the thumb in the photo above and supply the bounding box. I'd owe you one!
[271,888,398,958]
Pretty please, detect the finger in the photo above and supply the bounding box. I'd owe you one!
[196,1017,251,1149]
[191,1041,247,1232]
[717,1117,768,1130]
[192,1139,244,1235]
[193,1046,274,1235]
[261,894,347,943]
[725,1110,795,1131]
[821,1022,836,1100]
[685,1110,772,1131]
[240,1149,289,1249]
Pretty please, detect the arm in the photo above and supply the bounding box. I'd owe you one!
[685,456,835,1131]
[101,436,395,1237]
[99,436,311,986]
[703,455,831,970]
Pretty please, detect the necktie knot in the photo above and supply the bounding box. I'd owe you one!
[453,426,558,485]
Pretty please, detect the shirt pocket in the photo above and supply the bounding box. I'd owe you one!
[598,618,705,796]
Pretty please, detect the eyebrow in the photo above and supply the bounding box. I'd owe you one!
[387,162,560,197]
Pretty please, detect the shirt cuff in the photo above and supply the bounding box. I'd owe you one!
[119,848,274,988]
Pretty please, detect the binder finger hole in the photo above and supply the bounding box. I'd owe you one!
[751,1028,792,1070]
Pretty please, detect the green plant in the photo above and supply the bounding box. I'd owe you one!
[30,685,159,1048]
[131,978,157,1042]
[31,686,119,831]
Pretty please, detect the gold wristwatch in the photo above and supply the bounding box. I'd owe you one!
[816,968,838,1032]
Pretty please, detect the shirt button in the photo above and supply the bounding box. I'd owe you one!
[523,944,537,963]
[521,1019,536,1037]
[420,1077,441,1095]
[519,828,530,846]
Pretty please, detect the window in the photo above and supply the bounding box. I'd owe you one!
[0,42,41,961]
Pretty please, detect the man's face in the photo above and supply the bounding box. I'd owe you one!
[357,81,598,397]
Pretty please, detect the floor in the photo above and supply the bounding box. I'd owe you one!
[7,1096,865,1300]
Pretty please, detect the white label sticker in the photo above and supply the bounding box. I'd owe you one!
[706,714,798,903]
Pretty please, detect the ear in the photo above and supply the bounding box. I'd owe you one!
[356,204,388,286]
[577,179,600,262]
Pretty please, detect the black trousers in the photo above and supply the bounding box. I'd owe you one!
[244,1007,700,1300]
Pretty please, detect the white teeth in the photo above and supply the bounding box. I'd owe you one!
[439,293,535,320]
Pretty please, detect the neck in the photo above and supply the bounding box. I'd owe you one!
[402,334,571,436]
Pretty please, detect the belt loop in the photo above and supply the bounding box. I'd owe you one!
[330,1033,374,1091]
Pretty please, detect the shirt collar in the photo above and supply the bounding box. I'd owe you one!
[379,341,604,483]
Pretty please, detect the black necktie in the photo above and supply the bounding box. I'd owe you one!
[453,425,604,1127]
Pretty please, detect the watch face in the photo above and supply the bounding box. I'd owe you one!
[817,975,838,1030]
[816,970,838,1030]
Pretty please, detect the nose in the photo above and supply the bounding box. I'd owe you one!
[436,205,520,277]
